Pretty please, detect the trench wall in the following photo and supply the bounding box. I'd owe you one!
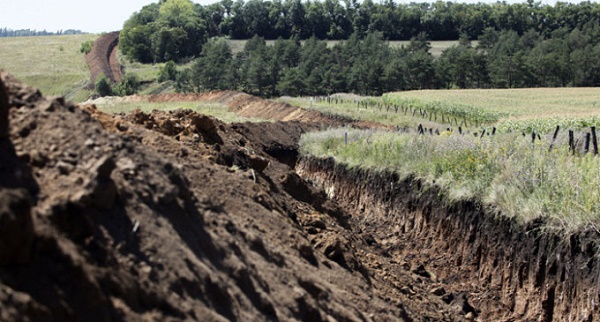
[297,155,600,321]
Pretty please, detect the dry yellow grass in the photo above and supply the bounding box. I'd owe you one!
[387,87,600,120]
[0,34,97,101]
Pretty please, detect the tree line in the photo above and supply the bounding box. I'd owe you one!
[120,0,600,63]
[0,28,83,38]
[159,20,600,97]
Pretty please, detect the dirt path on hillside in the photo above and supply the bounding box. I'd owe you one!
[86,31,121,85]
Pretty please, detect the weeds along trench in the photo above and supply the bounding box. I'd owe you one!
[296,155,600,321]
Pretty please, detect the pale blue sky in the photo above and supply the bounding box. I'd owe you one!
[0,0,579,34]
[0,0,210,34]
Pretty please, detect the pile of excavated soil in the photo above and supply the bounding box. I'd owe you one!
[0,73,469,321]
[87,91,390,130]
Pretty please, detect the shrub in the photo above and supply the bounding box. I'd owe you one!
[80,40,93,54]
[95,76,113,97]
[112,74,140,96]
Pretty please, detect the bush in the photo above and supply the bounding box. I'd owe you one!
[95,76,113,97]
[80,40,93,54]
[157,61,178,82]
[112,74,140,96]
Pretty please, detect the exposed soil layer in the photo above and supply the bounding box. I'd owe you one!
[0,73,474,321]
[86,31,122,85]
[297,156,600,322]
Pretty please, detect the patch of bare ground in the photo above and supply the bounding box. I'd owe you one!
[1,73,466,321]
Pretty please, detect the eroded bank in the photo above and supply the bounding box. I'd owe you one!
[297,155,600,322]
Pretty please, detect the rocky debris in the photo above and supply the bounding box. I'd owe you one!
[71,156,118,210]
[0,188,34,265]
[191,114,223,145]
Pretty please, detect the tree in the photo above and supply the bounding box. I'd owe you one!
[120,0,207,63]
[191,39,235,91]
[95,76,113,97]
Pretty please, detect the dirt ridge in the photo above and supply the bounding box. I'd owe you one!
[86,31,122,85]
[297,155,600,321]
[1,73,466,321]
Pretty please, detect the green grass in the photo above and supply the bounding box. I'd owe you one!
[93,100,265,123]
[0,34,98,101]
[301,128,600,231]
[281,87,600,133]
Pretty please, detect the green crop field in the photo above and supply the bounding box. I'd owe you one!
[0,34,98,102]
[296,87,600,231]
[282,87,600,133]
[386,88,600,119]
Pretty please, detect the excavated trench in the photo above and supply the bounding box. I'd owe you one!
[296,155,600,321]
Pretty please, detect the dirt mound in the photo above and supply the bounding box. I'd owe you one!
[87,31,122,85]
[0,73,469,320]
[145,90,388,129]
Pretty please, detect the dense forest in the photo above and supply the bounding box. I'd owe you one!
[118,0,600,96]
[166,23,600,96]
[120,0,600,63]
[0,28,83,37]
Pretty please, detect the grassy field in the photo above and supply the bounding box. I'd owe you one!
[386,88,600,119]
[0,34,98,102]
[301,128,600,231]
[298,87,600,231]
[92,100,264,123]
[282,87,600,133]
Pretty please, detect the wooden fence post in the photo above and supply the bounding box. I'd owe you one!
[569,130,575,154]
[548,125,560,152]
[585,132,591,154]
[591,127,598,155]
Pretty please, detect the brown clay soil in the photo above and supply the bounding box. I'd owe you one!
[0,73,471,321]
[86,31,122,85]
[3,68,600,322]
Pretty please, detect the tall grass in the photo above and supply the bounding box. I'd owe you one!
[0,34,97,101]
[300,129,600,231]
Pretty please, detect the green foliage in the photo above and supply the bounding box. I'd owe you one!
[300,129,600,230]
[112,74,140,96]
[120,0,207,63]
[79,40,93,54]
[95,76,113,97]
[157,61,179,82]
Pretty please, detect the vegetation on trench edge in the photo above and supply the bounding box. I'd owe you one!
[300,128,600,232]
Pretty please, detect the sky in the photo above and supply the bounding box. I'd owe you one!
[0,0,586,34]
[0,0,211,34]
